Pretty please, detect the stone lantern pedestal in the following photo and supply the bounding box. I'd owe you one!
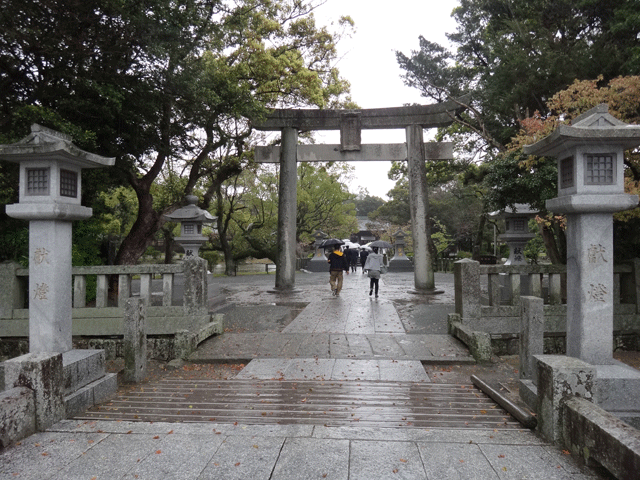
[306,230,329,272]
[523,105,640,435]
[388,229,413,272]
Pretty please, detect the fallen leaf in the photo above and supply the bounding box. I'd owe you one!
[562,450,571,455]
[235,462,241,467]
[399,458,407,463]
[393,468,399,473]
[498,454,505,458]
[155,450,162,454]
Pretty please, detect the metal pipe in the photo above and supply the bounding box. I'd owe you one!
[471,374,537,429]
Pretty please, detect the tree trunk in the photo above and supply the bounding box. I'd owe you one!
[540,223,564,264]
[472,214,486,261]
[162,227,174,264]
[114,192,164,265]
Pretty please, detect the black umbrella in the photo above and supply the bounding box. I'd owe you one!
[321,238,345,248]
[369,240,393,249]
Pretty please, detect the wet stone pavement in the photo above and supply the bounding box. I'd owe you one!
[0,271,613,479]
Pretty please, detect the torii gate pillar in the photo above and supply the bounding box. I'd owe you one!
[272,127,299,292]
[406,124,442,293]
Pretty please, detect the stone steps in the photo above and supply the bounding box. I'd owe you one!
[75,378,523,430]
[62,350,117,417]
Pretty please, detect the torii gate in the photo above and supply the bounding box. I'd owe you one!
[253,99,464,294]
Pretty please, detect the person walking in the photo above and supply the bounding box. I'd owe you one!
[327,244,349,296]
[348,247,359,273]
[359,248,369,274]
[363,247,384,297]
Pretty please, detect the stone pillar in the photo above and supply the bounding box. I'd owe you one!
[274,127,298,291]
[520,296,544,382]
[565,213,614,364]
[182,256,208,314]
[406,124,439,293]
[123,298,147,384]
[454,259,480,323]
[29,220,74,353]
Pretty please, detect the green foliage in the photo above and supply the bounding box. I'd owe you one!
[1,0,353,265]
[370,180,410,225]
[396,0,640,155]
[352,191,385,217]
[481,151,558,212]
[200,250,222,271]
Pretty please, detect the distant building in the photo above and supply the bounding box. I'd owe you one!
[351,216,377,245]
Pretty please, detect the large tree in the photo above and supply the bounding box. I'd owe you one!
[0,0,352,265]
[396,0,640,156]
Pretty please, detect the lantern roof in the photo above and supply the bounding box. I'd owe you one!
[0,124,115,168]
[164,196,216,223]
[523,104,640,158]
[488,203,538,217]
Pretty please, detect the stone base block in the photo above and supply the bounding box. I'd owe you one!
[62,349,106,395]
[64,373,117,417]
[616,413,640,429]
[518,379,538,412]
[535,355,596,444]
[305,258,329,272]
[448,319,492,363]
[387,257,414,272]
[594,362,640,411]
[3,352,65,431]
[0,387,36,448]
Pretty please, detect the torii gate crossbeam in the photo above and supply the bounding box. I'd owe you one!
[253,98,465,294]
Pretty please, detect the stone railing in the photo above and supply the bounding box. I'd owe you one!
[454,258,640,353]
[0,258,222,360]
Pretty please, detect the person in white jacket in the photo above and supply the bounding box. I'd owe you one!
[363,247,383,297]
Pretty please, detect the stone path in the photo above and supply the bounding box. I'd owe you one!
[0,271,610,479]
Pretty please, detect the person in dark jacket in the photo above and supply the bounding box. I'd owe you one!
[359,249,369,274]
[327,245,349,296]
[346,246,358,272]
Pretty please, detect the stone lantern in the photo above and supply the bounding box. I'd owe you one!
[495,204,538,266]
[388,229,413,272]
[0,124,115,353]
[524,104,640,365]
[306,230,329,272]
[163,195,216,258]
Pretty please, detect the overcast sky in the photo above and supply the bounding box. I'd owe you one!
[312,0,460,199]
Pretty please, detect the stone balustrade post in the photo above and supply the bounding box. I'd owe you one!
[520,296,544,383]
[454,258,480,324]
[183,256,208,313]
[123,297,146,383]
[0,261,25,318]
